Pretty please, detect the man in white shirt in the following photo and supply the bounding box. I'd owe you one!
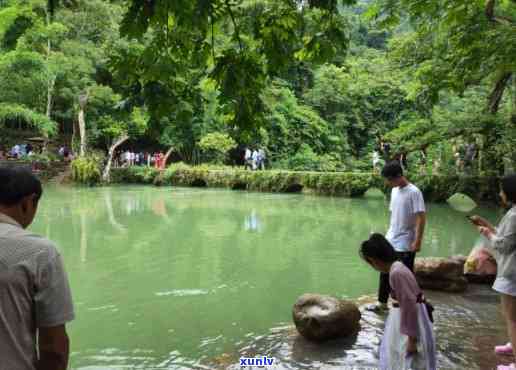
[372,150,380,173]
[369,161,426,312]
[258,148,266,170]
[244,147,252,170]
[0,168,75,370]
[251,149,259,170]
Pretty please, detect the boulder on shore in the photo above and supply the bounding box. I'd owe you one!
[292,294,361,342]
[415,256,465,280]
[416,276,468,293]
[415,256,468,293]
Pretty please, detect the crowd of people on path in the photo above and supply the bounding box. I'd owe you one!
[372,137,479,175]
[0,143,76,162]
[3,143,37,159]
[2,158,516,369]
[244,147,266,170]
[113,150,166,169]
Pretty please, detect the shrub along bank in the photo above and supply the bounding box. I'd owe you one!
[106,164,499,202]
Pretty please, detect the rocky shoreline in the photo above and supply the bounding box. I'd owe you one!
[208,279,507,369]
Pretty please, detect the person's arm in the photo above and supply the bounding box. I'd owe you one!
[34,251,75,370]
[479,213,516,254]
[390,268,419,353]
[411,212,426,252]
[36,325,70,370]
[470,215,495,232]
[410,189,426,252]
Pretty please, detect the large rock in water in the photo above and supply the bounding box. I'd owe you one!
[415,256,468,293]
[292,294,361,342]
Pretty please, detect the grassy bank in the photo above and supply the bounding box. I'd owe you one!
[108,164,498,202]
[111,164,374,197]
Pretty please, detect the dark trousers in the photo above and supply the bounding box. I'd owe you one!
[378,251,416,304]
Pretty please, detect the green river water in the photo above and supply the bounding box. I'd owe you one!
[29,186,502,369]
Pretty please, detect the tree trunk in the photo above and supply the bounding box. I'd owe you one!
[512,76,516,125]
[46,76,55,119]
[488,72,512,114]
[44,10,53,152]
[482,73,513,175]
[78,91,89,157]
[78,108,86,156]
[485,0,516,26]
[163,147,174,169]
[102,134,129,183]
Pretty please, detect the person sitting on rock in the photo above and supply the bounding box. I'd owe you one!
[360,233,436,370]
[470,173,516,370]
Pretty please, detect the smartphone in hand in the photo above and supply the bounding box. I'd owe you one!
[466,215,480,226]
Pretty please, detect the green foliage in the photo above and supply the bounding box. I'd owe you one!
[110,166,160,184]
[0,50,48,111]
[71,155,102,185]
[199,132,237,164]
[408,173,500,203]
[0,103,57,135]
[86,86,148,150]
[117,0,355,133]
[105,164,502,203]
[274,143,339,172]
[2,0,514,181]
[303,51,418,157]
[262,80,346,165]
[160,164,373,196]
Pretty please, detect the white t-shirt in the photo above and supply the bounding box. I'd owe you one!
[386,183,426,252]
[372,151,380,164]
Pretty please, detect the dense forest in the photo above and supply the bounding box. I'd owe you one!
[0,0,515,179]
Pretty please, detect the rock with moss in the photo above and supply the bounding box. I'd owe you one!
[292,294,361,342]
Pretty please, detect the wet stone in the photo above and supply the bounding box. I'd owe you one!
[292,294,361,342]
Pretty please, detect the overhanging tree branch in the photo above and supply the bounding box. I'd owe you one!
[486,0,516,26]
[487,72,512,114]
[225,0,243,51]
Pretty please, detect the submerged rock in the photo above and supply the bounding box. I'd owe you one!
[415,256,468,292]
[292,294,361,342]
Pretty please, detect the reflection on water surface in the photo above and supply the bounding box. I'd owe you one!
[31,186,502,369]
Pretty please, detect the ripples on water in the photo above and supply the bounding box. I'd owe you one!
[33,187,506,369]
[201,285,506,370]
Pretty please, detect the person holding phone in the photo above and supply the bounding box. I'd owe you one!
[469,174,516,370]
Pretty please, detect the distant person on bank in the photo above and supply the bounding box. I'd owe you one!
[469,174,516,370]
[0,168,75,370]
[368,161,427,312]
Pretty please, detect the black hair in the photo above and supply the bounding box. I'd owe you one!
[381,161,403,179]
[0,167,42,206]
[501,174,516,203]
[359,233,398,264]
